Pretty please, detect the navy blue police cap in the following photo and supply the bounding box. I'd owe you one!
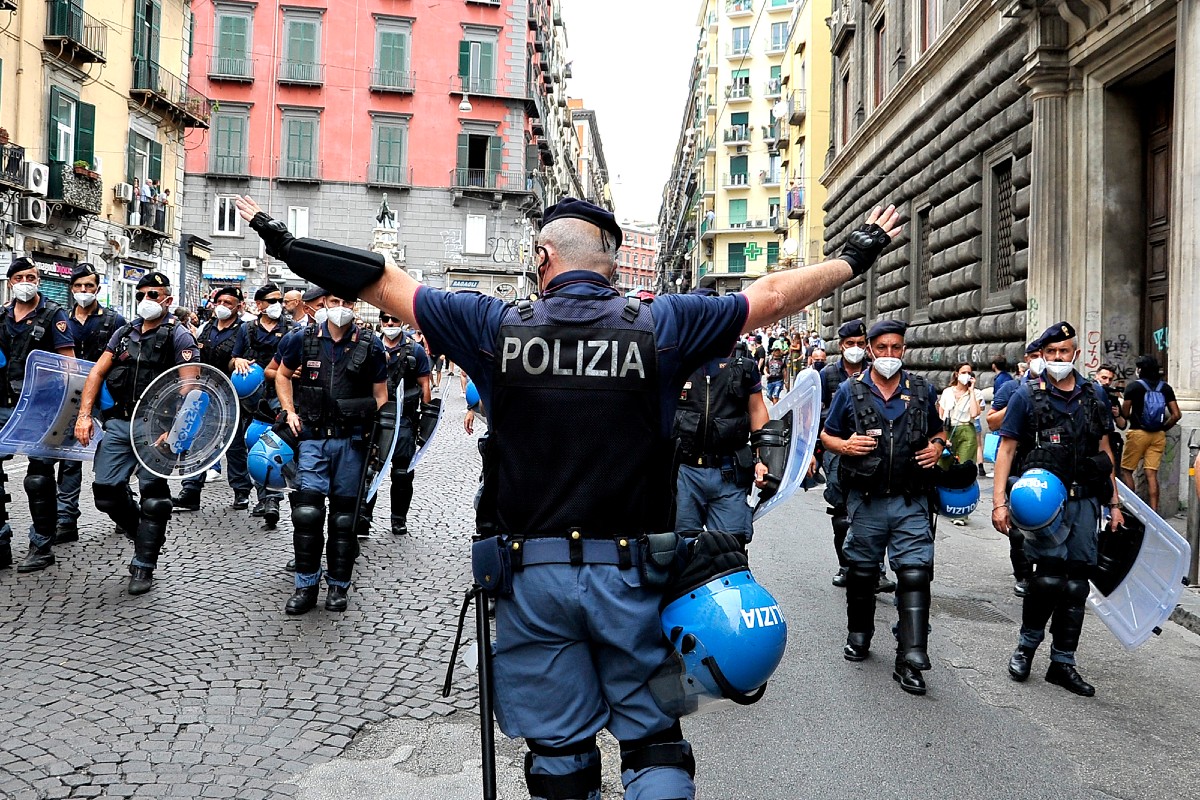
[866,319,907,341]
[838,319,867,339]
[541,197,623,249]
[7,256,35,278]
[214,285,243,302]
[136,271,171,289]
[1038,321,1076,347]
[254,283,282,301]
[301,285,329,303]
[1024,338,1043,355]
[69,263,100,283]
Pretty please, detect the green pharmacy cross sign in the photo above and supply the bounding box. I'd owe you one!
[744,242,763,261]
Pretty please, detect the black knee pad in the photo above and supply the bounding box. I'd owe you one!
[23,472,56,499]
[140,496,172,522]
[94,483,136,515]
[290,489,325,510]
[525,737,602,800]
[830,507,850,537]
[1031,557,1067,578]
[328,496,357,533]
[895,566,932,593]
[291,495,325,533]
[619,722,695,779]
[142,478,171,499]
[1063,577,1090,605]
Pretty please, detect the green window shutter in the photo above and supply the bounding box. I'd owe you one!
[133,1,146,61]
[456,133,469,170]
[732,69,749,80]
[458,40,471,78]
[731,111,748,126]
[767,241,779,265]
[289,20,316,63]
[480,41,495,82]
[126,134,136,182]
[149,140,162,182]
[728,199,747,225]
[378,31,400,71]
[218,15,248,61]
[728,243,746,273]
[487,135,502,176]
[730,155,748,175]
[150,0,162,65]
[770,65,781,81]
[75,101,96,166]
[47,86,63,162]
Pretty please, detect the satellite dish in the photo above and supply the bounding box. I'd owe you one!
[772,100,788,120]
[782,238,799,256]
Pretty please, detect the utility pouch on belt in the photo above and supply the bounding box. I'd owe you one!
[639,532,683,588]
[1079,452,1114,498]
[471,536,512,597]
[336,397,377,424]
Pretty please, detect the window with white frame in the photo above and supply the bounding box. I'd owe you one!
[213,195,241,236]
[287,206,310,238]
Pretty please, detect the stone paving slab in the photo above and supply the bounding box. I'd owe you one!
[0,382,482,798]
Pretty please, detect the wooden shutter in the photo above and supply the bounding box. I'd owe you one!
[479,41,495,90]
[133,0,146,61]
[458,41,471,79]
[48,86,64,162]
[149,139,162,182]
[150,0,161,66]
[75,101,96,167]
[126,134,137,182]
[487,135,502,176]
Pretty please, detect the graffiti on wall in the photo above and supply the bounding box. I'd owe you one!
[1084,310,1101,373]
[441,230,464,261]
[488,237,521,264]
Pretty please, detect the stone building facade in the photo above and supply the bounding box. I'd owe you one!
[820,0,1199,510]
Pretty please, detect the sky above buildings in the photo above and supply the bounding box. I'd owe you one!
[561,0,700,224]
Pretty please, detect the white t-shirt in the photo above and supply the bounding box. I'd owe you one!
[939,386,980,426]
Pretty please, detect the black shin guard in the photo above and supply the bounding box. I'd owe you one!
[94,482,140,534]
[23,467,58,541]
[390,468,415,523]
[1049,575,1090,655]
[326,496,359,582]
[290,491,326,575]
[1008,532,1031,581]
[895,566,933,671]
[831,506,850,568]
[1023,561,1067,637]
[845,562,877,638]
[134,488,172,568]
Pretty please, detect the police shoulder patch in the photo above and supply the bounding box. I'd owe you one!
[56,320,68,333]
[182,350,194,362]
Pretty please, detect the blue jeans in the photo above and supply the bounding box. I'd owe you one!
[56,459,82,526]
[295,437,365,589]
[766,380,783,401]
[843,492,934,569]
[674,463,752,538]
[493,560,694,800]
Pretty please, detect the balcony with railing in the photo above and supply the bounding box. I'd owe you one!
[723,125,750,144]
[789,90,807,125]
[453,74,507,98]
[209,54,253,81]
[128,202,172,240]
[367,163,412,188]
[700,215,716,240]
[759,169,781,187]
[371,68,415,93]
[767,0,795,11]
[725,42,751,59]
[771,213,786,233]
[722,173,750,189]
[44,0,107,64]
[787,186,805,219]
[726,83,751,102]
[765,78,783,98]
[275,158,322,183]
[449,169,532,193]
[727,0,754,17]
[207,153,254,179]
[0,142,25,190]
[48,161,102,215]
[132,58,212,128]
[278,59,324,86]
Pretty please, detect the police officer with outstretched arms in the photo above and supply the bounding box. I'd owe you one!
[236,192,899,800]
[820,319,944,696]
[992,322,1123,697]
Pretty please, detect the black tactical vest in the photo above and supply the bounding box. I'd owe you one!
[0,299,65,408]
[672,357,752,458]
[293,324,379,431]
[1014,376,1110,492]
[385,336,423,420]
[241,318,293,367]
[196,321,239,373]
[819,359,865,428]
[105,320,179,420]
[482,294,666,539]
[839,371,933,496]
[74,306,121,363]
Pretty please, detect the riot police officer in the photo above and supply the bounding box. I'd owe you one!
[55,263,124,544]
[0,258,76,572]
[173,286,252,511]
[379,313,431,536]
[818,319,892,592]
[672,303,769,544]
[820,320,945,696]
[73,272,201,595]
[237,191,900,798]
[231,283,293,526]
[992,322,1123,697]
[275,295,388,614]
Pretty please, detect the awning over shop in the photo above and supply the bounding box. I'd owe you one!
[203,271,247,281]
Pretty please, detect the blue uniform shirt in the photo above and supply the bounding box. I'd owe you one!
[3,296,74,352]
[823,369,943,439]
[67,305,127,358]
[413,270,748,434]
[998,372,1114,440]
[232,320,290,364]
[994,370,1014,392]
[104,318,200,365]
[277,323,388,384]
[385,333,432,376]
[991,373,1034,411]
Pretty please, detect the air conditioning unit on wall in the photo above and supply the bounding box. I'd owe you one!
[22,162,49,197]
[107,234,130,256]
[241,257,257,271]
[114,183,134,202]
[18,197,48,226]
[267,265,282,277]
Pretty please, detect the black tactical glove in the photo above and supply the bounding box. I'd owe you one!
[249,212,293,258]
[837,223,891,276]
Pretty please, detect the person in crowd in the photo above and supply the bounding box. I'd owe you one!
[938,362,981,526]
[1119,355,1181,512]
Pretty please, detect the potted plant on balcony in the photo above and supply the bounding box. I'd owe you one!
[72,160,99,179]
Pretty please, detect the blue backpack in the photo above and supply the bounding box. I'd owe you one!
[1138,380,1168,432]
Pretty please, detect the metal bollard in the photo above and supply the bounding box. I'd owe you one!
[1187,431,1199,585]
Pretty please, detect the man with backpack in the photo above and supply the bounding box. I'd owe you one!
[764,340,787,403]
[1119,355,1181,512]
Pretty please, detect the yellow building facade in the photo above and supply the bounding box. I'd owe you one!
[0,0,209,312]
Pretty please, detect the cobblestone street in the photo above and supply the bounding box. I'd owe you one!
[0,383,483,799]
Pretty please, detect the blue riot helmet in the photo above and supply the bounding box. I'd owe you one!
[465,379,480,410]
[1009,468,1068,543]
[244,418,271,451]
[231,363,265,398]
[648,536,787,717]
[98,381,115,411]
[938,482,980,518]
[0,348,5,369]
[247,427,297,490]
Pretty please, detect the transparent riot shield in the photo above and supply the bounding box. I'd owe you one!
[0,351,103,460]
[408,397,444,472]
[130,363,241,479]
[748,369,822,520]
[1088,482,1192,650]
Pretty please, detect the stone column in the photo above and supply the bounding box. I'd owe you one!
[1017,11,1072,340]
[1170,1,1200,413]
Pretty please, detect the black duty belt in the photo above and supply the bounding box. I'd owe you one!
[504,534,641,570]
[681,453,738,469]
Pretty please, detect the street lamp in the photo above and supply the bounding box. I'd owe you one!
[459,94,473,113]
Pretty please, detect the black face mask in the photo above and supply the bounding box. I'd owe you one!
[811,360,826,371]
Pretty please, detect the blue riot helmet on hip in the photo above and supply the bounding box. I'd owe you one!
[98,381,115,411]
[465,379,481,410]
[231,363,266,398]
[934,459,980,518]
[1009,468,1068,542]
[247,424,299,489]
[648,533,788,717]
[244,418,271,451]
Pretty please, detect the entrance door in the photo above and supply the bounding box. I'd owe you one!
[1142,76,1173,363]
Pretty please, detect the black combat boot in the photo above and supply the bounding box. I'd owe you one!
[893,649,927,695]
[263,496,280,529]
[171,488,201,512]
[54,521,79,544]
[285,586,319,615]
[128,565,154,595]
[325,585,349,612]
[231,490,250,511]
[1008,645,1035,682]
[16,542,55,573]
[1045,662,1095,697]
[0,539,10,569]
[391,516,408,536]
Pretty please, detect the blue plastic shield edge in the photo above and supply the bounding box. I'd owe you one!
[749,369,822,521]
[131,363,241,480]
[0,352,104,461]
[407,398,443,473]
[1087,482,1192,650]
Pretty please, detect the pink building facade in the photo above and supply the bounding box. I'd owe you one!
[617,223,658,293]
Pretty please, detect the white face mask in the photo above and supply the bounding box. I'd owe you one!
[314,308,328,325]
[872,356,903,380]
[12,283,38,303]
[958,374,972,385]
[1045,360,1075,381]
[73,292,97,307]
[326,306,354,327]
[138,299,164,321]
[264,303,283,320]
[1028,357,1046,376]
[842,346,865,365]
[213,305,234,321]
[381,326,402,340]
